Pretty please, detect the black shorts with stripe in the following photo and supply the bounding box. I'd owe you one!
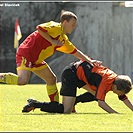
[60,63,86,97]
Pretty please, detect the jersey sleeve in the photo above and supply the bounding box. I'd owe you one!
[56,35,77,54]
[95,88,106,101]
[95,83,109,101]
[36,21,61,38]
[36,23,48,32]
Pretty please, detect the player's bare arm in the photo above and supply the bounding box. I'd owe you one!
[82,85,96,96]
[73,49,102,66]
[98,100,119,113]
[123,98,133,111]
[37,28,63,46]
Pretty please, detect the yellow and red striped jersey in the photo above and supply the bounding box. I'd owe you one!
[17,21,77,64]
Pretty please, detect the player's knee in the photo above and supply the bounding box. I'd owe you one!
[51,75,57,82]
[45,75,57,85]
[63,107,72,114]
[18,77,28,85]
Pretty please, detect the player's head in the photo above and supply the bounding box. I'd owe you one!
[60,10,77,23]
[113,75,132,95]
[60,10,77,34]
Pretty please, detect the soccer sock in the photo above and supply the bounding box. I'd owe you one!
[74,92,98,105]
[0,72,18,84]
[40,101,64,113]
[34,102,44,108]
[46,84,59,102]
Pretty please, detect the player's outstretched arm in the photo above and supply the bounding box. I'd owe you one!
[123,98,133,111]
[73,49,102,66]
[98,100,119,113]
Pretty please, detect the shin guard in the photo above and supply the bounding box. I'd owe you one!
[46,84,59,102]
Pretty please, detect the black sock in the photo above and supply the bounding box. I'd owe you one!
[34,102,44,108]
[40,101,64,113]
[75,92,97,105]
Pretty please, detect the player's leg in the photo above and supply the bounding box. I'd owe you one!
[75,85,97,105]
[24,64,77,114]
[22,98,64,113]
[72,85,97,112]
[32,64,59,102]
[17,70,31,85]
[75,91,98,105]
[0,70,31,85]
[0,69,31,85]
[22,63,76,113]
[40,101,64,113]
[16,54,32,85]
[0,72,18,84]
[60,64,78,113]
[62,96,76,113]
[0,52,32,85]
[22,97,74,113]
[22,64,77,113]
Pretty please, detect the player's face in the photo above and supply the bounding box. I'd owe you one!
[63,18,77,34]
[112,85,125,95]
[114,90,125,95]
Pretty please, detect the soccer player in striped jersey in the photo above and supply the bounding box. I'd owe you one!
[0,11,102,103]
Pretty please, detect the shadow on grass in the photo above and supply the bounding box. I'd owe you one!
[5,112,124,116]
[21,112,109,115]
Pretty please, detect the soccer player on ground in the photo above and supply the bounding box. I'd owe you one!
[22,60,133,114]
[0,10,102,103]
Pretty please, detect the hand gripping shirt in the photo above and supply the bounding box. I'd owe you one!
[17,21,77,64]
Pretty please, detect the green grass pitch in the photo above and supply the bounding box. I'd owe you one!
[0,83,133,131]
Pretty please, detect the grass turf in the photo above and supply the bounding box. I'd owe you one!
[0,83,133,131]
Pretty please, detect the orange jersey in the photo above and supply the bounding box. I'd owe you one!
[75,60,118,100]
[17,21,77,65]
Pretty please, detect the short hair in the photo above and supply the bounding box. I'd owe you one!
[60,10,77,23]
[114,75,132,94]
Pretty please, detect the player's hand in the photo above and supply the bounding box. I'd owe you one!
[91,60,102,66]
[52,40,63,46]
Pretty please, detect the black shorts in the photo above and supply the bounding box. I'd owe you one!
[60,63,86,97]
